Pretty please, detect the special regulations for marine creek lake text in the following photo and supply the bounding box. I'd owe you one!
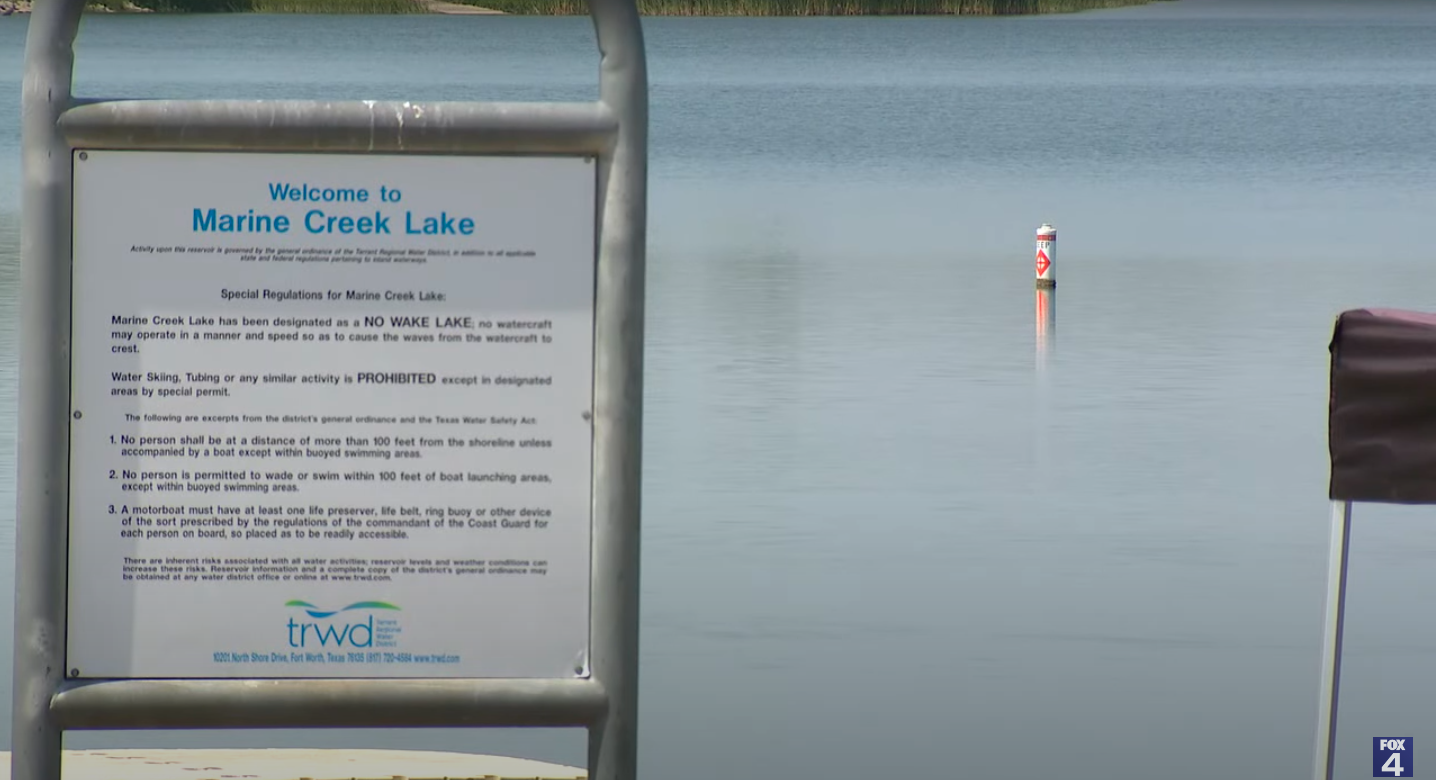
[66,150,597,680]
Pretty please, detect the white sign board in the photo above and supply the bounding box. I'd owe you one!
[66,150,597,679]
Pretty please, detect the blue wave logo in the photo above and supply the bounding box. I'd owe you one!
[285,599,401,619]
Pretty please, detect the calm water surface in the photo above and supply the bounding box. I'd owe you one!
[2,1,1436,778]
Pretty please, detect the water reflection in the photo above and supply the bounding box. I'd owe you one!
[1035,286,1056,372]
[0,216,15,487]
[0,211,17,696]
[1033,286,1055,491]
[692,216,805,488]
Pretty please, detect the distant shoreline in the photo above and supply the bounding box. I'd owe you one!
[2,0,1167,15]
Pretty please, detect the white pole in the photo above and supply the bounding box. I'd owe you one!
[1313,500,1353,780]
[1035,223,1056,289]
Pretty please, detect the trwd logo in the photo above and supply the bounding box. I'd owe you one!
[1375,737,1414,778]
[285,599,402,649]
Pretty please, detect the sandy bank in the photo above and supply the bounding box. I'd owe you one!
[2,0,159,12]
[422,0,503,11]
[0,0,503,12]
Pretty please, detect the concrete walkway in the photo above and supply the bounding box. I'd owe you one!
[0,748,584,780]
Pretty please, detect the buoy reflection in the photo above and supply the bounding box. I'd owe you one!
[1035,287,1056,371]
[1033,287,1056,487]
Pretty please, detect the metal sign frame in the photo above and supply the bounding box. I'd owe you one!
[14,1,647,778]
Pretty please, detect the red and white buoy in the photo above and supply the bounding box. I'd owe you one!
[1035,223,1056,289]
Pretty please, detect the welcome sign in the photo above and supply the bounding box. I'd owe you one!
[65,151,598,680]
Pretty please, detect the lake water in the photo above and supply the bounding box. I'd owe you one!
[2,1,1436,778]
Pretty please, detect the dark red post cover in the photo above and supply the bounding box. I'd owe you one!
[1329,308,1436,503]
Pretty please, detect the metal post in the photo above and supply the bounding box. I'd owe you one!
[587,0,648,777]
[15,0,87,778]
[1313,500,1353,780]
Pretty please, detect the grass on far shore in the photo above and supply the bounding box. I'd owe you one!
[450,0,1157,13]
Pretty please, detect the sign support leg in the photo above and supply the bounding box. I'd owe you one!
[1313,499,1353,780]
[587,0,647,776]
[15,0,86,777]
